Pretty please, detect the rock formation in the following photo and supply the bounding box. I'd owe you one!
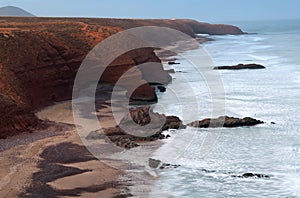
[101,106,184,148]
[188,116,264,128]
[148,158,180,169]
[232,173,270,178]
[214,63,266,70]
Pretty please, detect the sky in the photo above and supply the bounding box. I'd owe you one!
[1,0,300,22]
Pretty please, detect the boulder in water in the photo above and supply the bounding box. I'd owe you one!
[232,172,270,178]
[188,116,264,128]
[213,63,266,70]
[168,61,180,65]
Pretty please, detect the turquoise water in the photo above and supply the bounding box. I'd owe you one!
[150,20,300,197]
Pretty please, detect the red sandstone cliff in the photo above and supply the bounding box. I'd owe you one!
[0,17,244,138]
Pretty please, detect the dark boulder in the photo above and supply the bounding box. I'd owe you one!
[159,163,180,169]
[188,116,264,128]
[201,169,216,173]
[149,158,161,168]
[162,115,186,131]
[168,61,180,65]
[157,85,166,92]
[232,173,270,178]
[241,173,270,178]
[149,158,180,169]
[213,64,266,70]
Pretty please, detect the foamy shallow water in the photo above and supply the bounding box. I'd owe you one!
[148,20,300,197]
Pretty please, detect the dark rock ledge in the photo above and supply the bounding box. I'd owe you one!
[213,63,266,70]
[148,158,180,169]
[188,116,264,128]
[232,173,271,179]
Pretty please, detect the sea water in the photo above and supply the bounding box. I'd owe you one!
[149,20,300,197]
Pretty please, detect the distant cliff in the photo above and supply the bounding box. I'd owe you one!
[0,17,244,138]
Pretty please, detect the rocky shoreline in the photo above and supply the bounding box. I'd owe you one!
[97,106,264,150]
[0,17,259,197]
[0,17,244,139]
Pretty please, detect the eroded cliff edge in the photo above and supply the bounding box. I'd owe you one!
[0,17,244,138]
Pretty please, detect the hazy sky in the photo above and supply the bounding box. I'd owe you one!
[1,0,300,22]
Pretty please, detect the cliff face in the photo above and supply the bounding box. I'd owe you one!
[180,19,244,35]
[0,17,244,138]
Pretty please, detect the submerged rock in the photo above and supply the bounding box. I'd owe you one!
[213,63,266,70]
[149,158,180,169]
[188,116,264,128]
[159,163,181,169]
[168,61,180,65]
[241,173,270,178]
[232,173,270,178]
[201,169,216,173]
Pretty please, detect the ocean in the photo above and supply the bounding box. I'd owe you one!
[148,19,300,197]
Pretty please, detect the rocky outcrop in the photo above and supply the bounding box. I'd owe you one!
[232,173,270,178]
[214,63,266,70]
[148,158,180,169]
[120,106,185,131]
[100,106,184,149]
[149,158,162,168]
[0,17,243,138]
[163,115,186,130]
[188,116,264,128]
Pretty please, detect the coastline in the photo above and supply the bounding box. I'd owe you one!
[0,41,202,197]
[0,17,245,197]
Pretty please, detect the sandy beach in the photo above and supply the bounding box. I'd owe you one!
[0,99,130,197]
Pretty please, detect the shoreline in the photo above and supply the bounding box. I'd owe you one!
[1,17,298,197]
[0,17,245,197]
[1,33,267,197]
[0,40,201,197]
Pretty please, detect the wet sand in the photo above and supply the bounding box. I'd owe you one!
[0,100,130,197]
